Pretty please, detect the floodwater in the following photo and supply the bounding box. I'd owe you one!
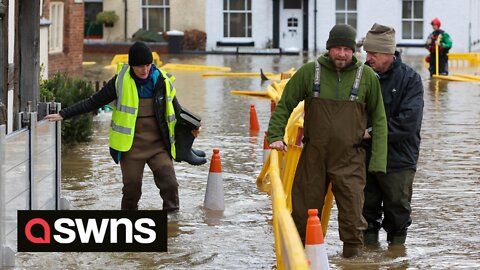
[14,52,480,269]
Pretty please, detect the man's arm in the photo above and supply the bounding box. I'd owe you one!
[387,72,424,143]
[58,76,118,119]
[365,72,388,173]
[440,32,453,50]
[266,64,310,146]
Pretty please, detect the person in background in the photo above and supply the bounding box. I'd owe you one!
[362,23,424,246]
[425,18,452,76]
[267,24,387,258]
[45,41,204,211]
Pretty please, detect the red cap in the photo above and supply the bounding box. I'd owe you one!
[431,18,441,27]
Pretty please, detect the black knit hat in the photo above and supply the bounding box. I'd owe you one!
[326,24,357,51]
[128,41,153,66]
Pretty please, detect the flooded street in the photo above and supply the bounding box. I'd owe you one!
[15,53,480,269]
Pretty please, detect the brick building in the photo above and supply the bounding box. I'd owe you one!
[43,0,84,77]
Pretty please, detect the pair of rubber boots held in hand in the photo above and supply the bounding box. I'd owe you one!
[174,106,207,166]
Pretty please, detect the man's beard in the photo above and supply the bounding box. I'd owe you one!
[332,57,352,70]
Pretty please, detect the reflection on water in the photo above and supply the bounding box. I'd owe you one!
[15,53,480,269]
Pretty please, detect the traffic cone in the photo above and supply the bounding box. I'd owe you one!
[204,149,225,211]
[270,100,276,113]
[263,131,270,163]
[305,209,330,270]
[250,104,260,132]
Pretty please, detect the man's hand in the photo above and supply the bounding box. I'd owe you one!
[191,126,201,137]
[44,114,64,122]
[363,128,372,139]
[269,140,287,152]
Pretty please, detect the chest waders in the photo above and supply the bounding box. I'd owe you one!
[120,98,179,211]
[113,66,178,211]
[291,61,368,250]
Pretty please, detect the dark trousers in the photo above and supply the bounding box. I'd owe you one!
[429,53,449,75]
[363,169,415,236]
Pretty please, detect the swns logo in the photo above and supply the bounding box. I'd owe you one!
[18,210,167,252]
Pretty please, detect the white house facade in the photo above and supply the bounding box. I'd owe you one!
[89,0,480,54]
[205,0,480,54]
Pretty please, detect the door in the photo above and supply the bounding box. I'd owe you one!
[279,0,302,52]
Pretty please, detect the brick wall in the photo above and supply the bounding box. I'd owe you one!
[44,0,84,78]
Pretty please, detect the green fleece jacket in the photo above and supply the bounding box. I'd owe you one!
[267,54,387,173]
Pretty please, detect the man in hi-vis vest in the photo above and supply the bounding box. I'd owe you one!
[45,42,204,211]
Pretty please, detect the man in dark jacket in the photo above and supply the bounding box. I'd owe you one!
[362,23,424,246]
[45,42,204,211]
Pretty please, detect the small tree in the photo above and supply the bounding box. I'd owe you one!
[40,73,96,145]
[96,10,119,27]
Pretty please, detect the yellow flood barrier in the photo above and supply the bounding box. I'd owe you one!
[448,52,480,68]
[109,52,162,67]
[269,151,309,270]
[230,90,269,97]
[257,100,335,268]
[161,63,231,71]
[432,74,477,82]
[228,69,293,100]
[263,67,296,81]
[202,72,274,77]
[451,73,480,81]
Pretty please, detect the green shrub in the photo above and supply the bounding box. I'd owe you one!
[96,11,119,26]
[40,73,96,145]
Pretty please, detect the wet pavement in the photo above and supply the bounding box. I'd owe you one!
[13,53,480,269]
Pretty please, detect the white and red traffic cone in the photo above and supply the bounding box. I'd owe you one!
[204,149,225,211]
[263,131,270,163]
[305,209,330,270]
[250,104,260,132]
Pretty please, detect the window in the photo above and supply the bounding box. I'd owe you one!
[223,0,252,38]
[49,2,64,53]
[142,0,170,33]
[402,0,423,39]
[335,0,357,29]
[288,18,298,28]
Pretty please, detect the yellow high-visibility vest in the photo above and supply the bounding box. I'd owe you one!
[109,63,177,158]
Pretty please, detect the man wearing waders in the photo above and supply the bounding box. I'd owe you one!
[45,41,206,211]
[267,24,387,258]
[362,24,424,246]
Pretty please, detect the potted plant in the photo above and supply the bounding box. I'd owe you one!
[96,10,119,27]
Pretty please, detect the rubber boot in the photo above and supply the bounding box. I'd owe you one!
[363,230,379,246]
[174,107,207,165]
[387,233,407,245]
[192,148,206,157]
[343,244,363,258]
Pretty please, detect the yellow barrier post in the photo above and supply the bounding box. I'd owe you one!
[435,43,439,76]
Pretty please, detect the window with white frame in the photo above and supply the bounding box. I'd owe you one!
[49,2,64,53]
[142,0,170,33]
[335,0,357,29]
[223,0,252,38]
[402,0,423,39]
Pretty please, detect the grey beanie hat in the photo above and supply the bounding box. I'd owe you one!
[128,41,153,66]
[326,24,357,51]
[363,23,396,54]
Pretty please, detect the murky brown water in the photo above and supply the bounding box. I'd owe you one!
[15,53,480,269]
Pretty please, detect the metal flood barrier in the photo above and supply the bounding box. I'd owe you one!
[0,103,70,267]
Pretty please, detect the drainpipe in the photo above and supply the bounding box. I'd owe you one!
[314,0,317,55]
[124,0,128,41]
